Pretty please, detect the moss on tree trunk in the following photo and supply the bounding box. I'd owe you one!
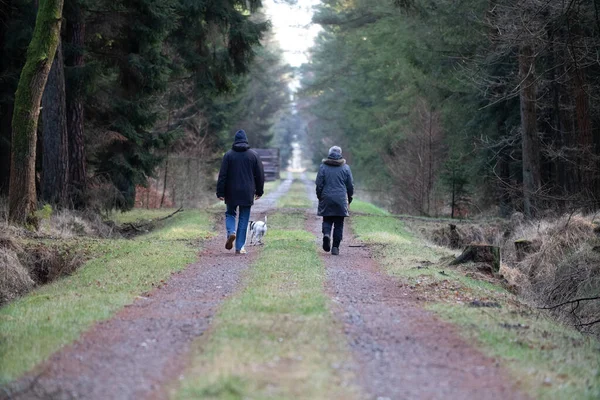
[8,0,65,225]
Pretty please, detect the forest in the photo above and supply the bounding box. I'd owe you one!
[302,0,600,219]
[0,1,599,398]
[0,0,296,223]
[3,0,600,221]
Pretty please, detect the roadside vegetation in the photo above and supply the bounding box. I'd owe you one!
[277,180,312,209]
[175,211,360,400]
[351,213,600,399]
[350,199,390,216]
[0,209,213,384]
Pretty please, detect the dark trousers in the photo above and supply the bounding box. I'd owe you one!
[322,216,345,247]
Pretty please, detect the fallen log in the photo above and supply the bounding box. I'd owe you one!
[119,207,184,236]
[449,244,501,273]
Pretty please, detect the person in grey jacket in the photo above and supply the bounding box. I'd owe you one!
[315,146,354,255]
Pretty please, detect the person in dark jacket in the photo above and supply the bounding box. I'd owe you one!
[315,146,354,255]
[216,130,265,254]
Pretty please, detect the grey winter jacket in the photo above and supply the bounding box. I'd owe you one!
[315,158,354,217]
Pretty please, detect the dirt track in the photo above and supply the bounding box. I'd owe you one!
[3,175,526,400]
[2,177,291,400]
[302,174,526,400]
[315,216,526,400]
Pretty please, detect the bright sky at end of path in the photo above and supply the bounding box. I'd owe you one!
[263,0,322,69]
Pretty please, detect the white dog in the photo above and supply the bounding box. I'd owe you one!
[247,215,268,246]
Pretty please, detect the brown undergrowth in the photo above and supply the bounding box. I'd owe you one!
[0,205,190,306]
[0,226,90,306]
[1,208,119,306]
[406,213,600,337]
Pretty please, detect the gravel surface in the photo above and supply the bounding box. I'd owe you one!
[301,174,526,400]
[2,177,292,400]
[3,174,526,400]
[316,216,527,399]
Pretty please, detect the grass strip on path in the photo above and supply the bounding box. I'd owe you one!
[352,212,600,400]
[0,210,214,385]
[175,211,359,400]
[277,180,313,209]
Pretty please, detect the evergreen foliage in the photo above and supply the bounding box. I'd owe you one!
[1,0,291,214]
[303,0,600,217]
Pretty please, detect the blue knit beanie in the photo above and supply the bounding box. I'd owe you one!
[234,130,248,143]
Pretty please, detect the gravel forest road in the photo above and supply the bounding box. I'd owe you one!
[3,174,526,400]
[303,174,526,400]
[3,177,292,400]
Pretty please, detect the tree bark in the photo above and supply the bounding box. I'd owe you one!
[41,40,69,206]
[8,0,65,225]
[0,0,13,196]
[65,2,86,208]
[160,154,169,208]
[0,103,12,196]
[519,44,541,219]
[573,69,593,196]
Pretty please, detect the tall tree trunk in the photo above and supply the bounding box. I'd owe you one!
[41,40,69,206]
[8,0,65,225]
[0,104,12,196]
[65,2,86,208]
[160,153,169,208]
[497,114,512,218]
[0,0,13,196]
[427,111,433,215]
[519,44,541,219]
[573,69,593,198]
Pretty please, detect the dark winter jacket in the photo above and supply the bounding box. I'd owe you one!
[216,130,265,207]
[315,156,354,217]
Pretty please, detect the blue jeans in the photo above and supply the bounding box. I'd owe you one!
[225,204,251,251]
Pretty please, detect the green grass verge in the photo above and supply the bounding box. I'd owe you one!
[263,179,282,194]
[109,208,181,225]
[351,210,600,399]
[0,210,213,385]
[350,199,390,216]
[277,180,312,209]
[429,304,600,399]
[174,212,360,400]
[267,210,306,230]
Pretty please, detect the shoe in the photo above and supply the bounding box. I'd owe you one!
[236,247,247,255]
[331,247,339,255]
[323,235,331,252]
[225,234,236,250]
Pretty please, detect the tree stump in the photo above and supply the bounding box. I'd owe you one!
[514,239,540,261]
[449,244,501,273]
[449,224,461,249]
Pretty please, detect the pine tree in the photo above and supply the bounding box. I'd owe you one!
[41,39,69,207]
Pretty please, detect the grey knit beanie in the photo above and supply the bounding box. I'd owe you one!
[328,146,342,160]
